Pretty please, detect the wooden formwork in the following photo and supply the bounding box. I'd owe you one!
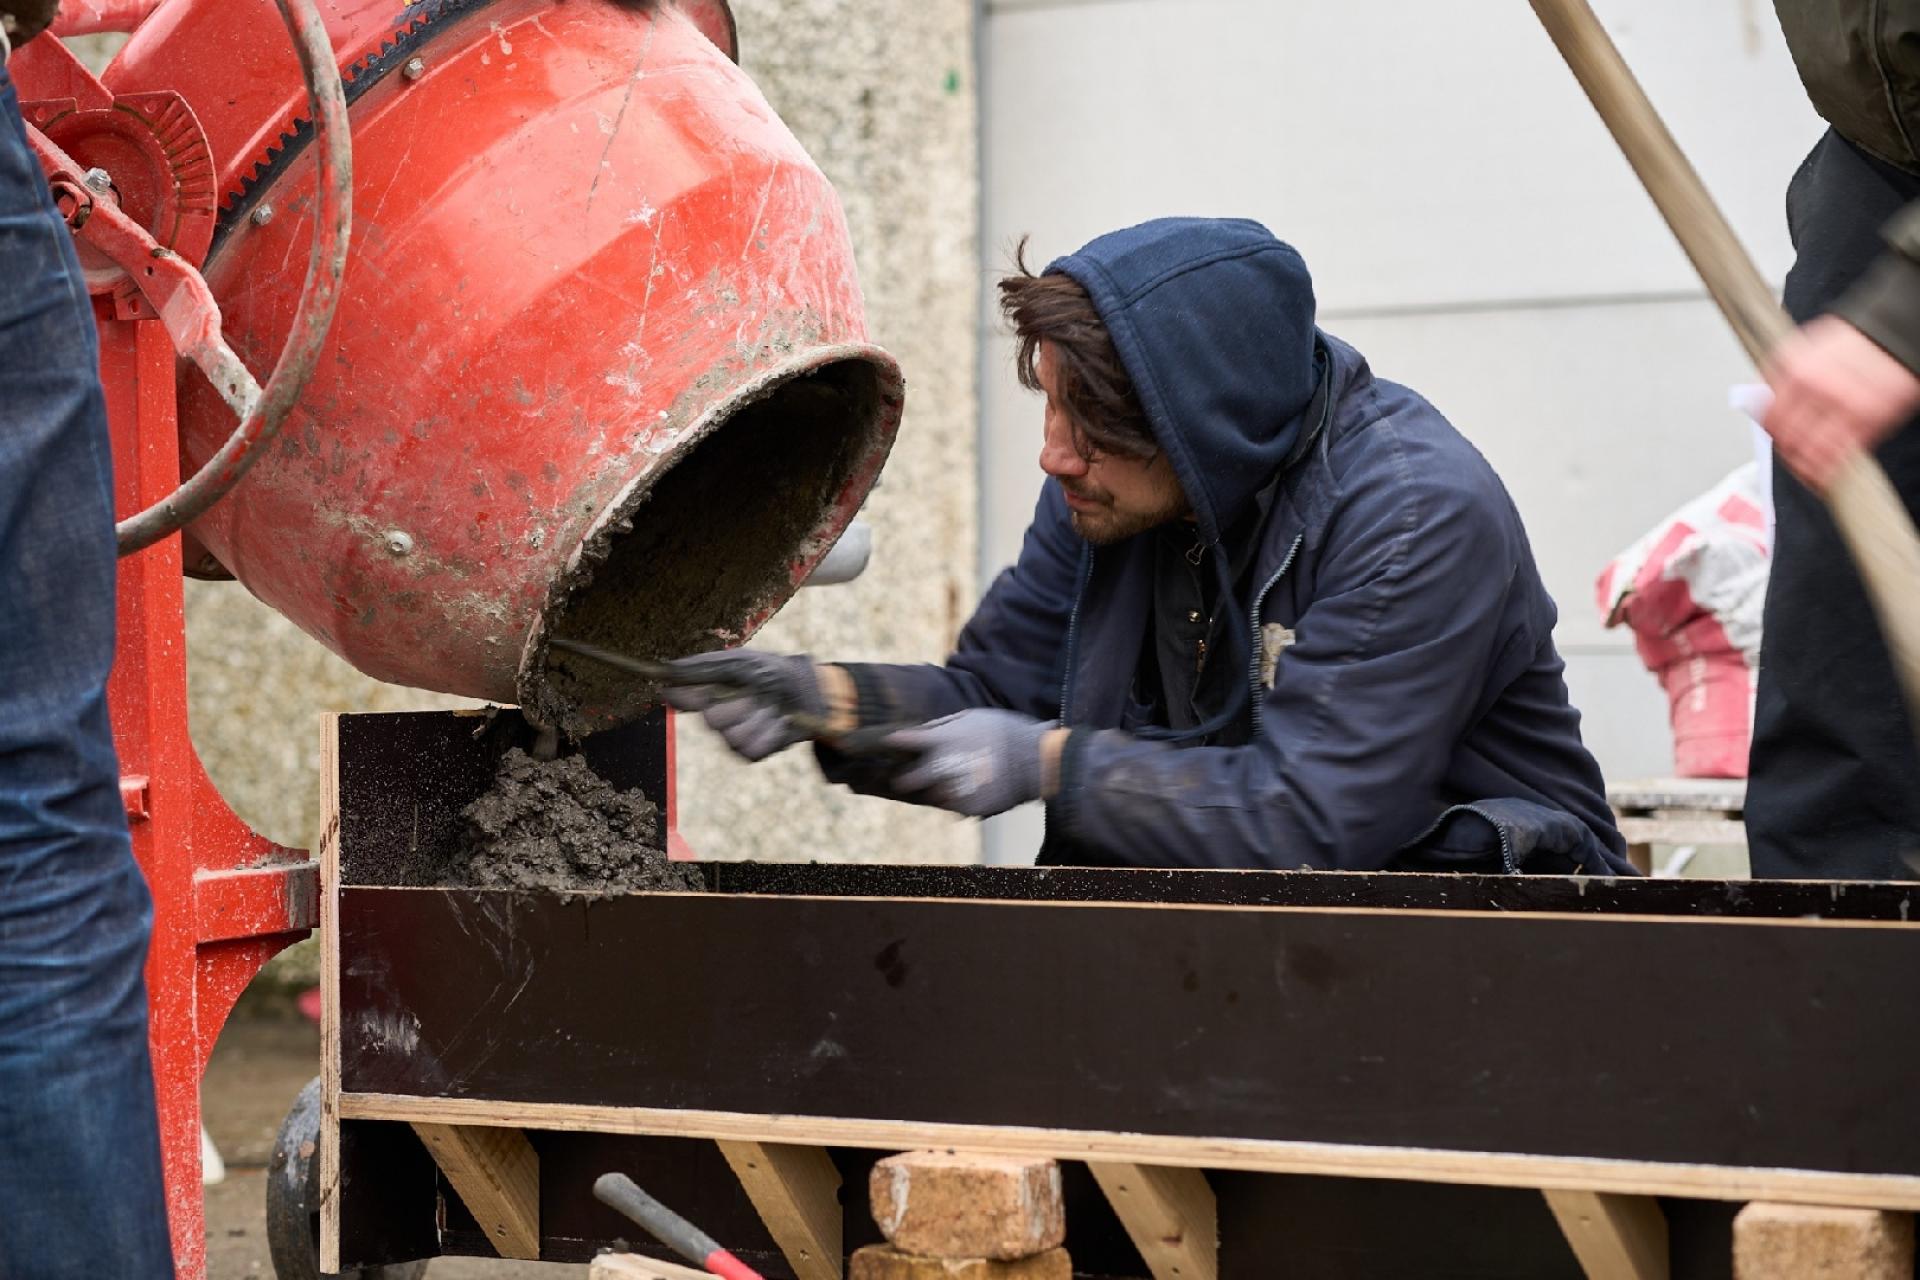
[320,710,1920,1279]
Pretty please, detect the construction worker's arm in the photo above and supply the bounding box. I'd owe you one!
[1765,201,1920,494]
[828,482,1085,729]
[666,484,1079,771]
[958,470,1524,870]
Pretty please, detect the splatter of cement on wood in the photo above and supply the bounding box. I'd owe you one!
[450,748,701,893]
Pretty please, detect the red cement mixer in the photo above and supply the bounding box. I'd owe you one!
[9,0,898,1268]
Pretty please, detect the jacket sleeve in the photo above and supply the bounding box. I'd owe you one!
[1050,462,1527,871]
[815,484,1082,789]
[1829,200,1920,375]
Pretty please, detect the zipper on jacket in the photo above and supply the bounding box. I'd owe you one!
[1463,802,1519,874]
[1245,532,1305,739]
[1059,547,1095,721]
[1397,801,1520,874]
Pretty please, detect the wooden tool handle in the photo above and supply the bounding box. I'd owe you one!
[1529,0,1920,737]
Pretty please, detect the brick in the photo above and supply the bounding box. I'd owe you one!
[850,1245,1072,1280]
[870,1151,1065,1261]
[1733,1203,1914,1279]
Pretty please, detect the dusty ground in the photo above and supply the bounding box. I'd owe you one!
[203,1017,582,1280]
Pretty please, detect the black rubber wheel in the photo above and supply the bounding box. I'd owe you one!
[267,1077,429,1280]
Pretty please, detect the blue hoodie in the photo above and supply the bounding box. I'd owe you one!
[827,218,1632,875]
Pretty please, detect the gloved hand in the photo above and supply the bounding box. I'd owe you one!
[659,649,828,762]
[884,708,1060,818]
[2,0,61,51]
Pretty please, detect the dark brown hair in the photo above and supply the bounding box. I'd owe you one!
[998,238,1157,460]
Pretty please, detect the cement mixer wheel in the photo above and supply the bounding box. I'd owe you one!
[267,1078,431,1280]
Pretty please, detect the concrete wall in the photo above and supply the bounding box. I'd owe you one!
[183,0,985,890]
[978,0,1819,861]
[672,0,982,864]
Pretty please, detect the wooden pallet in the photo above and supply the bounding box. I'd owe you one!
[1608,777,1747,875]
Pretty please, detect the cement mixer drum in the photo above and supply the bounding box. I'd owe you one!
[104,0,902,731]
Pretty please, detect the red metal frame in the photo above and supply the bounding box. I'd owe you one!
[12,30,337,1273]
[103,315,319,1279]
[16,0,732,1267]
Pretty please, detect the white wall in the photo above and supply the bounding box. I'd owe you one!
[979,0,1823,862]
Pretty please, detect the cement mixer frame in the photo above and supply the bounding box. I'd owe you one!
[11,0,807,1274]
[12,9,350,1273]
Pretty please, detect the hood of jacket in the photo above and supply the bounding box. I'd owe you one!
[1048,217,1319,544]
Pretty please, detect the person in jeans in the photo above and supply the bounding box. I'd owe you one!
[663,219,1630,876]
[1747,4,1920,879]
[0,16,174,1276]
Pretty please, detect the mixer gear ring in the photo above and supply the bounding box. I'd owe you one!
[211,0,738,259]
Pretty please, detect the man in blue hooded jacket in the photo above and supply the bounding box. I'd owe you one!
[665,218,1631,875]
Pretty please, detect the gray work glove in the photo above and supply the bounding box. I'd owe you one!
[884,708,1057,818]
[658,650,827,762]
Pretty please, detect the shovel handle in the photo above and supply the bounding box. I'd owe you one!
[1528,0,1920,742]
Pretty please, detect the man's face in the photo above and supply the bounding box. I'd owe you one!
[1036,342,1190,545]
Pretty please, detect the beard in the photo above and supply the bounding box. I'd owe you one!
[1065,488,1191,546]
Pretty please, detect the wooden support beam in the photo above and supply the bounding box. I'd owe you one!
[1086,1162,1217,1280]
[410,1122,541,1260]
[1544,1189,1668,1280]
[717,1138,843,1280]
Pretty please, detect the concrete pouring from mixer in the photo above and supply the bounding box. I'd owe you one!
[100,0,903,731]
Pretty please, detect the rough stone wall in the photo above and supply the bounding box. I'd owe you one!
[675,0,980,864]
[182,0,981,875]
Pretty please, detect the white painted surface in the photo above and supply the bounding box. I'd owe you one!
[978,0,1821,862]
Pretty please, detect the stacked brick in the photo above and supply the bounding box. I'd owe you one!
[851,1151,1070,1279]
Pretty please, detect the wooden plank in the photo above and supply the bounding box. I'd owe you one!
[716,1139,843,1280]
[1614,818,1747,847]
[1087,1163,1216,1280]
[1543,1189,1668,1280]
[591,1255,712,1279]
[318,714,343,1274]
[1607,779,1746,814]
[410,1122,542,1260]
[336,887,1920,1183]
[337,1094,1920,1212]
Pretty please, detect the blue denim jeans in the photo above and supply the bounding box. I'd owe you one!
[0,65,173,1278]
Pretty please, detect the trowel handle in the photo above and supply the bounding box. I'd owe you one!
[1528,0,1920,743]
[593,1173,764,1280]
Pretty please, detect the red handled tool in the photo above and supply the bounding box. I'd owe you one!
[593,1172,766,1280]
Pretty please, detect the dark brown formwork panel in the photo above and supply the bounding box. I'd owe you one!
[336,886,1920,1179]
[335,1120,439,1268]
[336,708,668,886]
[335,709,1920,917]
[696,860,1920,919]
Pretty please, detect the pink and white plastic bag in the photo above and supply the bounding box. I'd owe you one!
[1594,463,1771,778]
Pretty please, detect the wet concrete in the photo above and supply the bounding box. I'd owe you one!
[533,359,887,732]
[449,749,701,894]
